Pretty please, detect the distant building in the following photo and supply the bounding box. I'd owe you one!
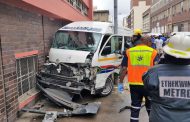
[123,15,131,28]
[93,10,110,22]
[143,8,151,33]
[127,15,132,29]
[150,0,190,33]
[128,0,151,30]
[123,17,128,27]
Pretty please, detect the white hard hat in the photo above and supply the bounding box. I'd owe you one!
[163,34,190,59]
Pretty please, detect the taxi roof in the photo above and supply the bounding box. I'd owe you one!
[59,21,132,36]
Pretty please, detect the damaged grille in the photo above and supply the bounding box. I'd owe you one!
[37,73,85,94]
[41,72,78,82]
[49,64,74,77]
[40,76,84,88]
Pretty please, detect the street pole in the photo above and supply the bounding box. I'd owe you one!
[114,0,118,34]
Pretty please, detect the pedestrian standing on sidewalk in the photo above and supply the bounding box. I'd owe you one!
[155,36,164,56]
[160,34,167,46]
[118,29,157,122]
[143,34,190,122]
[151,35,156,49]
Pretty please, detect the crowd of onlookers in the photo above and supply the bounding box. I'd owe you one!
[127,33,170,55]
[150,34,168,54]
[140,33,170,63]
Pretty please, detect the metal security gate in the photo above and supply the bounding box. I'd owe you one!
[16,55,37,97]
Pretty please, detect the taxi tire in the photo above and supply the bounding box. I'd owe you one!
[99,77,114,97]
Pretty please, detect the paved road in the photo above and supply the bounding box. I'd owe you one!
[17,87,148,122]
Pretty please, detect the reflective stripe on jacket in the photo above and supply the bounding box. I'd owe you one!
[127,45,157,85]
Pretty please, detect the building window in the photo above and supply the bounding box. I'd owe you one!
[169,7,172,16]
[82,4,88,16]
[66,0,88,16]
[172,6,176,16]
[179,24,184,31]
[167,9,170,16]
[16,55,37,97]
[181,1,184,12]
[69,0,76,6]
[76,0,82,11]
[175,3,181,14]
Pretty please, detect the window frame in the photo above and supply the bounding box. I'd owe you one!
[16,55,38,97]
[100,35,123,56]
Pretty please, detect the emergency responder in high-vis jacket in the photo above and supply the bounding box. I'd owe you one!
[118,29,157,122]
[143,34,190,122]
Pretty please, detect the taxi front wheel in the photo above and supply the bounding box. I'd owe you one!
[98,77,114,97]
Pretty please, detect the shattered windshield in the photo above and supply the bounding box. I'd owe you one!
[52,31,102,52]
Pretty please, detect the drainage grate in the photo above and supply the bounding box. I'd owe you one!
[16,55,37,97]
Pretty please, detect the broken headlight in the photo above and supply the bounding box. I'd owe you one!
[85,58,92,64]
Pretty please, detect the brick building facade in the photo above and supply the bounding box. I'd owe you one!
[0,0,92,122]
[150,0,190,33]
[130,0,151,9]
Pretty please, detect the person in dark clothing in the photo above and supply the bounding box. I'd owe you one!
[151,36,156,49]
[159,53,190,65]
[118,29,157,122]
[160,35,167,46]
[143,34,190,122]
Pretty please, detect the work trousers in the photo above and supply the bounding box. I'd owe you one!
[129,85,151,122]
